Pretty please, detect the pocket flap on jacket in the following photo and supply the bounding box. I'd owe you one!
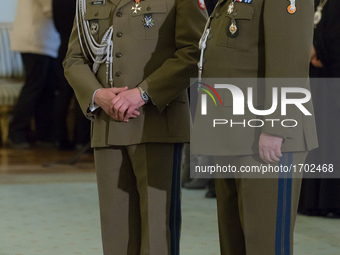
[85,6,111,20]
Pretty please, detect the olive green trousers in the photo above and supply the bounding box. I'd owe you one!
[215,152,307,255]
[94,143,182,255]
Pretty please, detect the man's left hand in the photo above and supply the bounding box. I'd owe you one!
[111,88,145,122]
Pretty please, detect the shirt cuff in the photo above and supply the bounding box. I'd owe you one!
[89,89,101,112]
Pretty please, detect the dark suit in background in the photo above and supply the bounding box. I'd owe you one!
[299,0,340,217]
[53,0,90,149]
[206,0,218,15]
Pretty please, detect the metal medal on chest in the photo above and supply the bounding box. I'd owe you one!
[287,0,296,14]
[132,0,142,14]
[228,19,239,38]
[91,22,99,35]
[227,1,235,14]
[143,15,154,28]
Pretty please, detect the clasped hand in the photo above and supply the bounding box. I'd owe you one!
[94,87,145,122]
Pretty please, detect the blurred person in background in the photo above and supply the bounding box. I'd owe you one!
[9,0,60,148]
[299,0,340,217]
[52,0,90,150]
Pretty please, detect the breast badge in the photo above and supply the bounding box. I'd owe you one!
[143,15,154,28]
[132,0,142,13]
[227,1,235,14]
[91,22,99,35]
[287,0,296,14]
[227,19,239,38]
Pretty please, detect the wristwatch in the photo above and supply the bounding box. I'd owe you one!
[137,86,150,103]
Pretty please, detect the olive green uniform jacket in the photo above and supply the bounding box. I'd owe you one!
[63,0,208,147]
[192,0,318,156]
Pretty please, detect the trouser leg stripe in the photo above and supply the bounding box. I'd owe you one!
[169,143,182,255]
[275,153,293,255]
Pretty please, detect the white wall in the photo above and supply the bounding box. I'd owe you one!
[0,0,18,23]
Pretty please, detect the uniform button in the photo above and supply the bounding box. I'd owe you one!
[115,71,122,77]
[208,34,213,39]
[215,12,220,18]
[95,12,99,17]
[115,52,122,58]
[116,12,122,17]
[116,32,123,37]
[146,6,151,11]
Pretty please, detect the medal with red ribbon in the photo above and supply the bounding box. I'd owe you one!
[132,0,142,14]
[287,0,296,14]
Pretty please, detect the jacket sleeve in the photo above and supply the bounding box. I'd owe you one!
[138,0,208,113]
[261,0,314,138]
[63,17,105,116]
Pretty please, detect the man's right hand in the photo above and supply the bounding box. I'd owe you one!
[94,87,140,121]
[259,133,283,163]
[310,46,323,68]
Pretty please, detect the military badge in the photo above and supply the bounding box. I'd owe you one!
[227,19,239,38]
[287,0,296,14]
[229,19,237,35]
[143,16,154,28]
[132,0,142,14]
[198,0,206,10]
[91,22,99,35]
[227,1,235,14]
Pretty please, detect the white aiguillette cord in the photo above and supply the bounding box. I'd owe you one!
[198,17,212,86]
[198,0,222,85]
[76,0,114,86]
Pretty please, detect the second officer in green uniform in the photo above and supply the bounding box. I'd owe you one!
[192,0,318,254]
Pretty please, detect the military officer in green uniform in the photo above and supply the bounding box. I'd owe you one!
[192,0,318,254]
[63,0,207,254]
